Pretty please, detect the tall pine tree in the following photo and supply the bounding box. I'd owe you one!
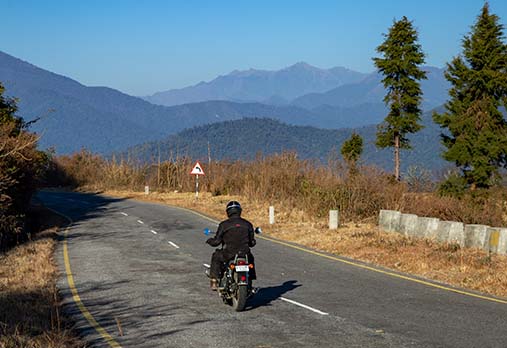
[373,16,427,181]
[433,3,507,190]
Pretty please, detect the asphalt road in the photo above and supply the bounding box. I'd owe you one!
[37,191,507,348]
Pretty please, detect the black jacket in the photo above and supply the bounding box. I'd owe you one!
[206,214,256,255]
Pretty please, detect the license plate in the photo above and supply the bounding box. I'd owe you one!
[235,265,249,272]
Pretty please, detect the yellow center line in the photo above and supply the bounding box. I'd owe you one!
[173,204,507,305]
[49,207,122,348]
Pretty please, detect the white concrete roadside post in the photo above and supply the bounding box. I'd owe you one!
[329,210,339,230]
[269,206,275,225]
[144,185,149,195]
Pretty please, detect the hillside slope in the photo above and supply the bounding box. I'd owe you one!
[292,66,449,111]
[0,52,370,154]
[129,111,446,172]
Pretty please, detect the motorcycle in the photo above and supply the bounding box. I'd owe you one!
[204,227,262,312]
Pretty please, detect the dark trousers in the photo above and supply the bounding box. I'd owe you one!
[210,249,256,280]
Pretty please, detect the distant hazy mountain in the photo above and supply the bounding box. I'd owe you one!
[129,109,446,172]
[0,50,448,159]
[143,62,367,106]
[0,51,386,154]
[292,66,449,111]
[0,51,363,154]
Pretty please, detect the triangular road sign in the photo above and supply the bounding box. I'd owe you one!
[190,161,205,175]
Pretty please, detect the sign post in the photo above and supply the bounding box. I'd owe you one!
[190,161,205,199]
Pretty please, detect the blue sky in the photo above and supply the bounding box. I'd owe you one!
[3,0,507,95]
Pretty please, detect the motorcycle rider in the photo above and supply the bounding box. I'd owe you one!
[206,201,256,291]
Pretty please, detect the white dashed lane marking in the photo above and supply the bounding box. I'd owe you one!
[120,212,128,216]
[168,241,180,249]
[151,230,158,235]
[137,220,144,224]
[280,297,329,316]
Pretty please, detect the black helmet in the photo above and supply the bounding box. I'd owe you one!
[226,201,242,217]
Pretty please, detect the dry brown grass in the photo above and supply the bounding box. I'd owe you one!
[104,189,507,299]
[0,207,84,348]
[401,191,507,227]
[51,151,410,223]
[51,151,507,226]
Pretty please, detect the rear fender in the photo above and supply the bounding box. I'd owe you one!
[234,270,249,285]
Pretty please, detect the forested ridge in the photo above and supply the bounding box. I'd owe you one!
[128,112,446,173]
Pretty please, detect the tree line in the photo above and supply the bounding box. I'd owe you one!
[343,2,507,195]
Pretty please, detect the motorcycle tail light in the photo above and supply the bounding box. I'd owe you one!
[241,275,247,281]
[237,260,247,265]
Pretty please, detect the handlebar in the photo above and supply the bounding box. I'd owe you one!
[203,228,215,236]
[204,226,262,236]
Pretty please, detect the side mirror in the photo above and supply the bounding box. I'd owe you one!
[203,228,212,236]
[255,227,262,235]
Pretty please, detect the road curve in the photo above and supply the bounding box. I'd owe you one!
[38,191,507,348]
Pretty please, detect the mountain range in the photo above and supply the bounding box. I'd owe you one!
[144,64,449,113]
[143,62,368,106]
[0,50,450,166]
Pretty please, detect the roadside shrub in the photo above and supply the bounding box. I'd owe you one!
[0,120,46,250]
[401,190,506,226]
[404,165,434,192]
[438,172,468,197]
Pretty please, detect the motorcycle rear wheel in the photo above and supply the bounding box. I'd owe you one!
[232,285,248,312]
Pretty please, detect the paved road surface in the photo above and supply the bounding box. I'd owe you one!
[37,191,507,348]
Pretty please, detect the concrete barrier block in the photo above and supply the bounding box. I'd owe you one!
[378,210,390,231]
[399,214,418,236]
[444,221,465,246]
[496,228,507,255]
[487,227,507,254]
[465,224,490,250]
[379,210,401,233]
[415,217,440,239]
[435,221,451,243]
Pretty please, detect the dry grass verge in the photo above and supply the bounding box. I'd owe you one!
[0,206,84,348]
[103,189,507,299]
[51,151,506,226]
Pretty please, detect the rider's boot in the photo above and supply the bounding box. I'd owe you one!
[210,278,218,291]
